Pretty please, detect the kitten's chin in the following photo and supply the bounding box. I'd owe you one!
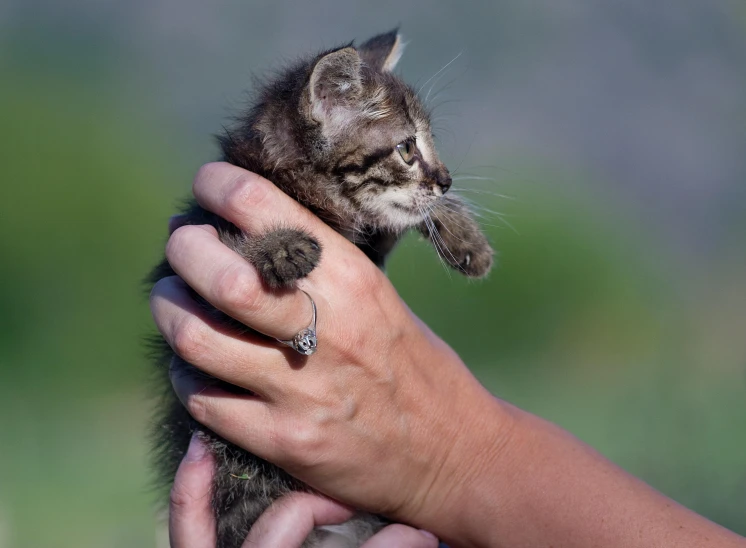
[380,205,424,230]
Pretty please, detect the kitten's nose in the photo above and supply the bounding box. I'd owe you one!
[434,174,452,195]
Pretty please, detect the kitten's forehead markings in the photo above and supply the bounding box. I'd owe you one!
[360,87,394,121]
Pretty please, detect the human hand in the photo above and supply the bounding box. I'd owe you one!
[169,433,439,548]
[150,162,513,537]
[151,162,746,548]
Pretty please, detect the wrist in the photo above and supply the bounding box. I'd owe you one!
[404,362,522,547]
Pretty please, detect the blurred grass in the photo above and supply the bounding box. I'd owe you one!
[0,72,178,547]
[0,68,744,547]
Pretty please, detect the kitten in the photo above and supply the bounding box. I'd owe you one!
[148,29,493,548]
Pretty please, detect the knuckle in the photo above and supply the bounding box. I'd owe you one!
[165,224,198,261]
[193,162,223,193]
[337,255,383,295]
[215,264,263,313]
[172,315,209,364]
[354,266,386,302]
[281,494,314,522]
[225,173,270,219]
[184,392,210,424]
[276,422,323,459]
[168,480,196,513]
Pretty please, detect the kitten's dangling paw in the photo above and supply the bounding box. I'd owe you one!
[240,228,322,289]
[420,195,495,278]
[436,228,493,278]
[454,242,494,278]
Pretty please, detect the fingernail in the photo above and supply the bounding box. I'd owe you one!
[184,432,208,462]
[419,529,437,541]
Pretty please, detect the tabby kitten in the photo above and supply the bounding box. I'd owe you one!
[149,29,493,548]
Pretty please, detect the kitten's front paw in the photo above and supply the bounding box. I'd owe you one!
[241,228,322,289]
[422,196,495,278]
[441,231,493,278]
[455,241,494,278]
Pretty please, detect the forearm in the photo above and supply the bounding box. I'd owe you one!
[421,398,744,548]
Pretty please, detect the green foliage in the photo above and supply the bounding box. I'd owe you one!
[0,73,179,547]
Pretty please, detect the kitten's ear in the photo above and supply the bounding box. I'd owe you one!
[358,29,405,72]
[309,47,363,123]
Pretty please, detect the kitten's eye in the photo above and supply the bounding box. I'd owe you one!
[396,140,416,165]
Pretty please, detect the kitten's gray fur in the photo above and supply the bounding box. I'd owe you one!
[148,30,493,548]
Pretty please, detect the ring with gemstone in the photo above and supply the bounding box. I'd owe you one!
[275,290,318,355]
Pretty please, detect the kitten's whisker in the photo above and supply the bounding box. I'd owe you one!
[430,213,468,246]
[419,51,463,99]
[428,205,470,240]
[427,75,461,106]
[438,199,515,232]
[428,98,463,114]
[452,175,498,182]
[419,206,452,278]
[452,164,541,186]
[450,130,478,178]
[449,188,518,201]
[423,205,463,272]
[425,54,464,104]
[423,212,450,275]
[433,203,504,231]
[465,204,520,235]
[349,221,373,246]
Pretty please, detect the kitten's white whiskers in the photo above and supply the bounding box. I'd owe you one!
[449,187,518,201]
[419,51,463,100]
[437,199,511,231]
[452,175,496,182]
[418,205,452,278]
[428,205,470,241]
[423,205,463,273]
[456,196,520,234]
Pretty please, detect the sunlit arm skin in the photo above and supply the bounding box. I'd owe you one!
[150,162,746,548]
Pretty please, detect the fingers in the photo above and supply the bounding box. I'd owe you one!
[167,434,439,548]
[150,275,287,395]
[169,433,217,548]
[192,162,368,270]
[361,525,440,548]
[192,162,334,246]
[168,358,279,462]
[165,223,315,341]
[241,493,354,548]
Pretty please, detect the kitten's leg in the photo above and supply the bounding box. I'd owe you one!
[230,227,322,288]
[356,230,400,269]
[419,195,494,277]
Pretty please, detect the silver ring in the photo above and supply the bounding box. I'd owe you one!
[275,290,318,355]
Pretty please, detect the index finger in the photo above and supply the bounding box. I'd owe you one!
[191,162,357,262]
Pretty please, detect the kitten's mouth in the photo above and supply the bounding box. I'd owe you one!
[377,200,427,229]
[376,188,444,229]
[390,202,414,212]
[393,200,432,218]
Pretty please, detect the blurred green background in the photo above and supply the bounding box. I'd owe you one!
[1,1,745,546]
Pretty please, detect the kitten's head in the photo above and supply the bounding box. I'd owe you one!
[301,30,451,231]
